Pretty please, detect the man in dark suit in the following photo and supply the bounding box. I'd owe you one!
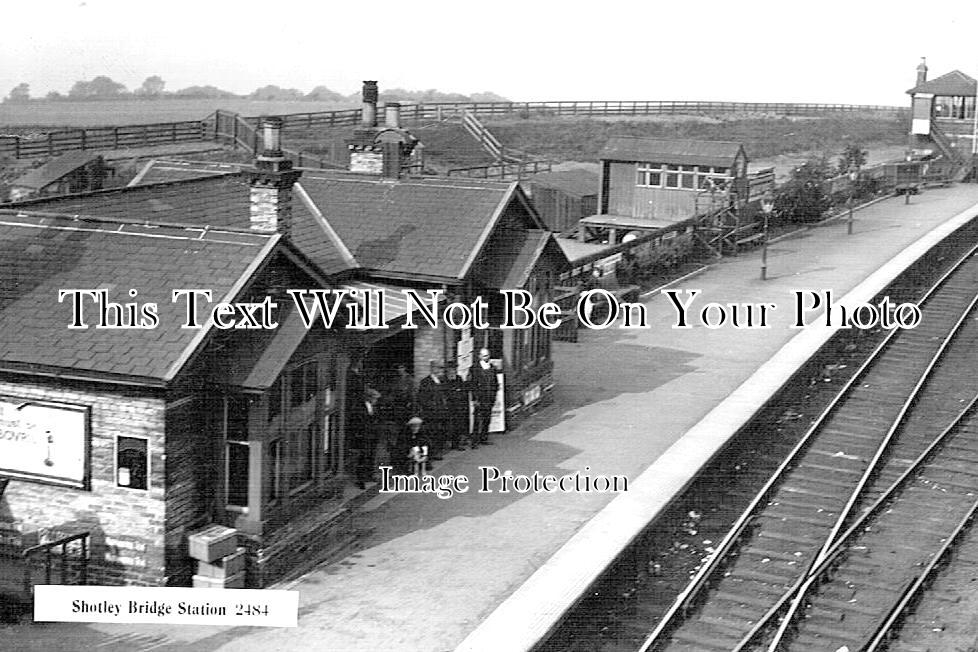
[416,361,447,460]
[443,362,470,450]
[469,348,499,448]
[351,387,382,489]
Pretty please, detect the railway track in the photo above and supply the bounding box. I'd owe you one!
[641,244,978,652]
[750,395,978,650]
[878,504,978,651]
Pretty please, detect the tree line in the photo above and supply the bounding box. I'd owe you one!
[3,76,508,103]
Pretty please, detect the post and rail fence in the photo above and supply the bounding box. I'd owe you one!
[208,109,346,170]
[1,100,906,160]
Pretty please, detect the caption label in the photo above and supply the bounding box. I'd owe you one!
[34,585,298,627]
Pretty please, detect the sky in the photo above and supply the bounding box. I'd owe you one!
[2,0,978,106]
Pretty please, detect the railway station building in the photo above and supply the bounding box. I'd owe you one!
[1,122,568,589]
[0,206,359,589]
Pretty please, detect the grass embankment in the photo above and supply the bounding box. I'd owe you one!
[485,113,908,166]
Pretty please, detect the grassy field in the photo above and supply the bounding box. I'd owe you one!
[486,113,909,164]
[0,98,357,129]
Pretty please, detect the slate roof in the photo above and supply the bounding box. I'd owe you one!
[9,169,542,285]
[11,152,103,190]
[11,175,251,228]
[528,169,599,198]
[0,210,276,384]
[7,174,355,277]
[297,173,519,281]
[599,137,746,167]
[907,70,977,96]
[129,159,243,186]
[478,229,556,289]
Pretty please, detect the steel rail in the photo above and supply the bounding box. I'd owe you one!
[756,287,978,651]
[753,390,978,651]
[863,498,978,651]
[639,239,978,652]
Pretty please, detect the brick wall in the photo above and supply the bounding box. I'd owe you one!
[240,499,357,587]
[0,376,167,586]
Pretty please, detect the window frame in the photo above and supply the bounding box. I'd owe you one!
[225,440,250,512]
[115,434,149,491]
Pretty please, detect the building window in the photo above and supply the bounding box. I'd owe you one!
[637,162,663,187]
[290,361,318,408]
[116,436,148,490]
[268,439,283,502]
[226,441,249,509]
[268,377,284,422]
[696,166,732,191]
[225,393,252,510]
[935,96,975,120]
[291,424,316,491]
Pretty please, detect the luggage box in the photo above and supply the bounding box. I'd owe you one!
[187,525,237,563]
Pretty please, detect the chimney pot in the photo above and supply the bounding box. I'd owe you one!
[362,80,379,128]
[259,116,284,159]
[385,102,402,129]
[916,57,928,86]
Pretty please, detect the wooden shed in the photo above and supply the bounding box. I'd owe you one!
[580,137,749,244]
[527,168,599,233]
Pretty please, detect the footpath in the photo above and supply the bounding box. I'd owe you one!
[8,185,978,652]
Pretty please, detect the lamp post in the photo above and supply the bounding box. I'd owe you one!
[760,194,774,280]
[904,152,913,205]
[847,168,858,235]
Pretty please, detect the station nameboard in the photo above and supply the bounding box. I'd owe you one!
[0,396,89,488]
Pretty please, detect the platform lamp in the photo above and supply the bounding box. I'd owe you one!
[760,193,774,280]
[847,167,859,235]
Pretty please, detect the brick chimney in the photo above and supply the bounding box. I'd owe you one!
[384,102,402,129]
[361,80,378,128]
[381,142,403,179]
[248,116,301,236]
[916,57,928,87]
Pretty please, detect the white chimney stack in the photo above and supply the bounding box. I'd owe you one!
[385,102,402,129]
[249,116,301,236]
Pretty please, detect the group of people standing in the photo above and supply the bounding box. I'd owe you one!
[348,348,500,487]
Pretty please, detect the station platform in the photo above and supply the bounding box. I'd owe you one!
[7,184,978,652]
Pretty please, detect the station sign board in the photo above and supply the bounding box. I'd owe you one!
[0,395,89,488]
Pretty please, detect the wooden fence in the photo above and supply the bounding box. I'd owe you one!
[264,100,907,130]
[447,159,553,180]
[208,110,345,170]
[0,121,206,158]
[1,100,907,160]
